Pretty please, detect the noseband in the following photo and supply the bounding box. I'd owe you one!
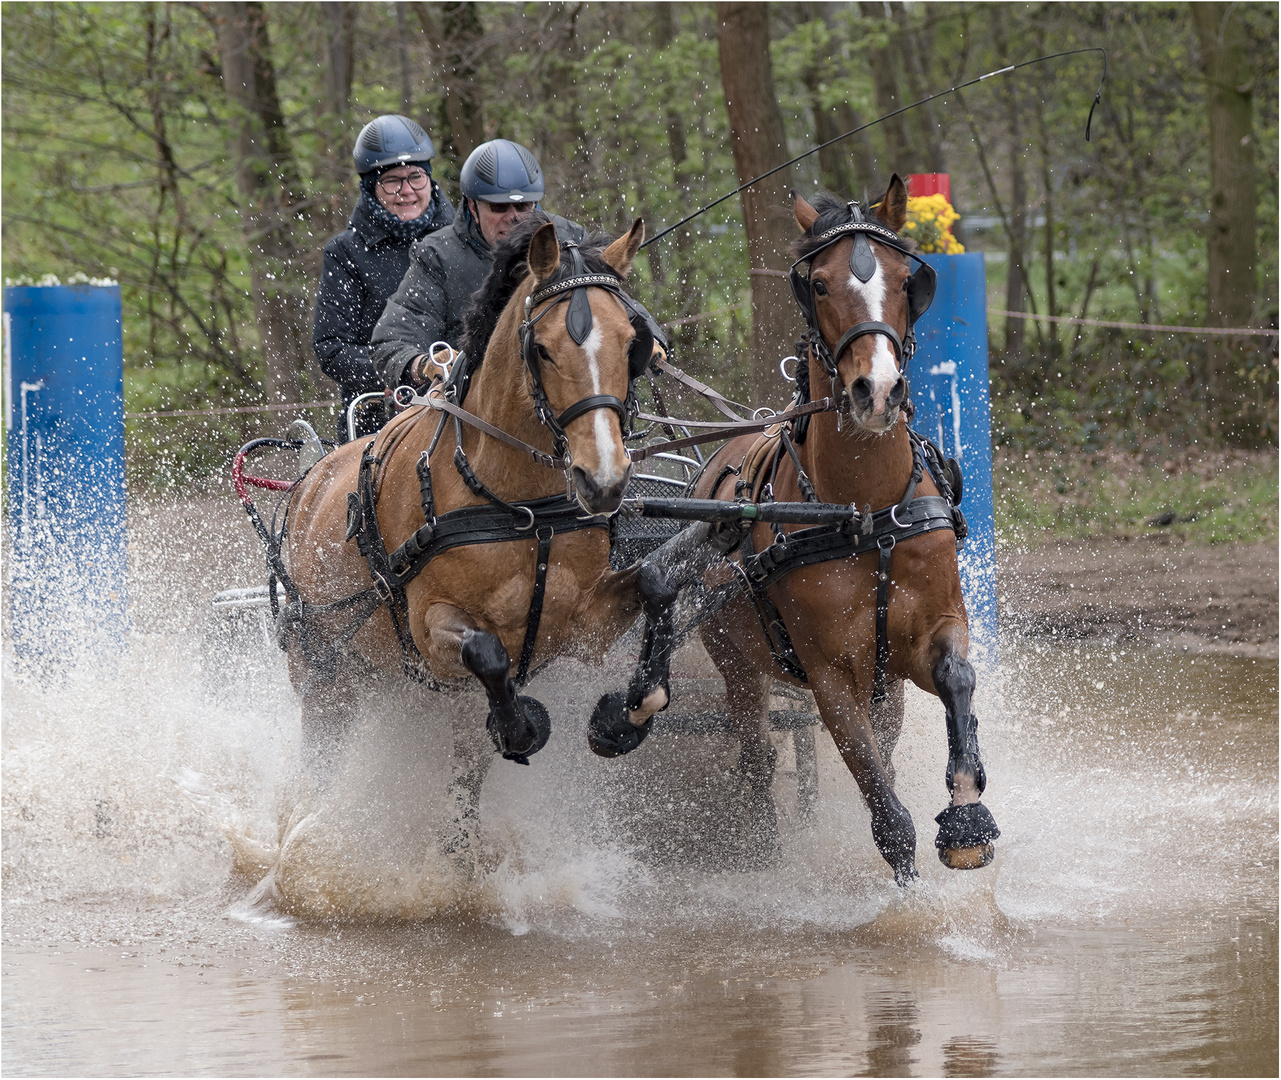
[519,243,652,460]
[789,205,937,421]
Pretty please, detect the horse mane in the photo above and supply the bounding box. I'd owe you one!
[460,213,620,363]
[792,191,916,261]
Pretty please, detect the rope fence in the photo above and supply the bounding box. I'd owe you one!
[991,309,1278,337]
[123,304,1274,421]
[125,399,338,420]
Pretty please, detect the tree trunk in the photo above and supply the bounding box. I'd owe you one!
[994,11,1028,357]
[800,2,874,196]
[858,1,911,175]
[214,1,313,405]
[1191,2,1258,417]
[323,2,356,121]
[415,2,488,164]
[718,1,797,401]
[891,2,945,173]
[396,3,413,114]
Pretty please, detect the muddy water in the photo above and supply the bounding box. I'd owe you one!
[3,496,1276,1076]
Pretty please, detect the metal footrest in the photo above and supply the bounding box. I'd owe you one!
[658,708,820,737]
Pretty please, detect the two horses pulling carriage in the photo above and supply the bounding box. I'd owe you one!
[229,176,998,886]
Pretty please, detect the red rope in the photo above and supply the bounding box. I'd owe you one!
[232,450,292,505]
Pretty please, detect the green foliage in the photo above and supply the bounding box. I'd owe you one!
[995,448,1278,546]
[2,1,1277,486]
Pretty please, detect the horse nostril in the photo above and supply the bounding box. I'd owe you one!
[850,376,874,408]
[887,375,907,408]
[572,465,598,500]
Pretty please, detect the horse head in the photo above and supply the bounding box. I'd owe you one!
[791,175,935,435]
[520,218,646,515]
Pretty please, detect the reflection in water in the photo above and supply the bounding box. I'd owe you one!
[943,1036,1001,1077]
[861,990,922,1076]
[2,498,1277,1075]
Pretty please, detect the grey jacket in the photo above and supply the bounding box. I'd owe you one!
[371,206,587,388]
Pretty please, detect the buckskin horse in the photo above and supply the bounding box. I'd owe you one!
[613,176,999,885]
[275,214,673,854]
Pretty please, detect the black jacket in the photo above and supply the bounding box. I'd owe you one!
[313,193,456,429]
[371,206,587,389]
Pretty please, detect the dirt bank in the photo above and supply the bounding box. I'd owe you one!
[998,536,1278,658]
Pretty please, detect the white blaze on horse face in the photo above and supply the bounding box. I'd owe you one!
[581,321,630,484]
[846,257,900,416]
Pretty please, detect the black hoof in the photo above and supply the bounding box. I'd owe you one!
[894,865,921,888]
[934,802,1000,869]
[588,691,652,758]
[487,695,552,765]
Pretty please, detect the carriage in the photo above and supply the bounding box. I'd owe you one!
[218,179,997,886]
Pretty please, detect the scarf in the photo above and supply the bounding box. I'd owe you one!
[357,172,442,241]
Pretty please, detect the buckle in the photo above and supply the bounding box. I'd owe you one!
[372,572,395,603]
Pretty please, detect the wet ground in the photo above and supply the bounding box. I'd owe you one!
[2,496,1277,1076]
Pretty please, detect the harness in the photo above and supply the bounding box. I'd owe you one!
[787,204,937,441]
[714,203,962,701]
[284,243,652,687]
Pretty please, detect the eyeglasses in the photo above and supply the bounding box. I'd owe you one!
[480,200,536,216]
[377,170,430,194]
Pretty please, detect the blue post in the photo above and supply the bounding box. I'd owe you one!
[910,253,997,663]
[4,283,129,658]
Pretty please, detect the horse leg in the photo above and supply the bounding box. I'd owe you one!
[292,660,358,778]
[870,679,905,789]
[928,624,1000,870]
[812,674,918,885]
[588,558,680,757]
[441,702,495,872]
[423,604,551,765]
[704,629,779,864]
[588,526,719,757]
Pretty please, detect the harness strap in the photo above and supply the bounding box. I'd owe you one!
[352,443,428,680]
[873,536,895,705]
[735,495,957,686]
[516,526,555,685]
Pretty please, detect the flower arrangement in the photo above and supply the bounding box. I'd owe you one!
[903,193,964,254]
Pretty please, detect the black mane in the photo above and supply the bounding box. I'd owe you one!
[792,191,911,262]
[459,213,619,363]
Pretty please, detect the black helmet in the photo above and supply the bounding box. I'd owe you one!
[352,115,435,175]
[459,139,545,204]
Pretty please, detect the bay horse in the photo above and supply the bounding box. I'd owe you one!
[279,214,671,854]
[627,176,999,885]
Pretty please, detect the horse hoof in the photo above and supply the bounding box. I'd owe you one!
[487,695,551,764]
[938,843,995,870]
[934,802,1000,870]
[588,691,651,758]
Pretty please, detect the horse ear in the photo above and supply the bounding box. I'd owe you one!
[875,174,909,232]
[602,218,645,277]
[527,221,561,283]
[793,190,819,232]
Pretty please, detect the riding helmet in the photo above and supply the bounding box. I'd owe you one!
[459,139,545,203]
[352,115,435,175]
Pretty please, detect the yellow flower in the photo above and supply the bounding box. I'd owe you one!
[905,194,964,254]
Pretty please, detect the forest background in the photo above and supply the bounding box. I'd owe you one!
[2,1,1277,543]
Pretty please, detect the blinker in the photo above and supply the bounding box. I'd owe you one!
[563,244,594,344]
[850,233,877,282]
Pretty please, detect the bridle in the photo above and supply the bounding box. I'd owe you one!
[518,242,653,462]
[788,204,937,428]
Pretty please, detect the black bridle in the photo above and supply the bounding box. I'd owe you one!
[788,204,937,427]
[518,243,653,462]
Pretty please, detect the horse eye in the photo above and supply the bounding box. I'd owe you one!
[813,280,828,296]
[537,343,555,364]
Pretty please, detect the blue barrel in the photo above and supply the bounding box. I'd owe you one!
[4,284,129,657]
[910,254,997,662]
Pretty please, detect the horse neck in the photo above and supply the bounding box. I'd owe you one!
[799,353,915,508]
[459,296,563,497]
